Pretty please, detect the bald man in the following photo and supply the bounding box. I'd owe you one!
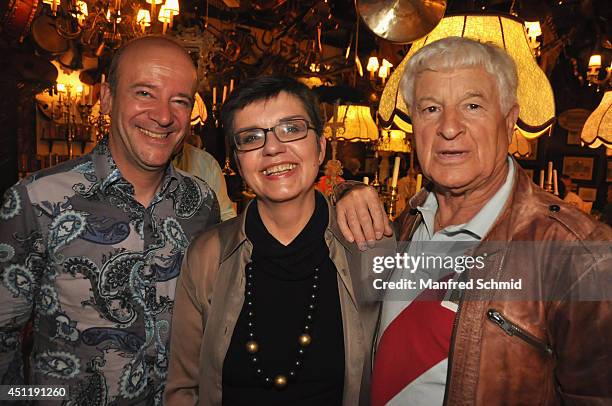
[0,36,220,404]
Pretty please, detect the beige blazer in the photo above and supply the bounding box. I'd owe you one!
[164,198,395,405]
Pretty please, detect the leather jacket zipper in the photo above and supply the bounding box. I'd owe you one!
[487,309,553,355]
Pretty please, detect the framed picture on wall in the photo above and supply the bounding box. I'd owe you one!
[562,156,595,181]
[578,187,597,202]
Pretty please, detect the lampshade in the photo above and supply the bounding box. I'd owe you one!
[378,65,389,79]
[378,14,556,136]
[588,54,602,68]
[191,92,207,125]
[146,0,164,4]
[164,0,180,15]
[367,56,379,73]
[323,105,379,142]
[581,91,612,149]
[393,115,412,133]
[158,5,172,22]
[76,0,87,22]
[377,129,410,153]
[136,9,151,26]
[508,126,551,159]
[514,124,552,140]
[524,21,541,37]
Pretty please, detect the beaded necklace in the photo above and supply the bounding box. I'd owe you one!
[243,263,319,389]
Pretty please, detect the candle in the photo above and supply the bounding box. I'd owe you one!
[539,170,545,188]
[222,85,227,103]
[88,86,93,105]
[363,176,369,185]
[229,79,234,93]
[553,170,559,195]
[415,174,423,193]
[391,156,400,188]
[212,86,217,105]
[547,161,553,185]
[333,100,339,124]
[101,74,105,84]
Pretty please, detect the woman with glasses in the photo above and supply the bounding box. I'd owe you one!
[164,76,390,405]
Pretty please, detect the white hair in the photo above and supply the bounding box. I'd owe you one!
[400,36,518,114]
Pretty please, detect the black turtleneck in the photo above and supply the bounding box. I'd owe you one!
[222,193,344,406]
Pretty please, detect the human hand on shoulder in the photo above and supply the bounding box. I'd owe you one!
[335,184,392,251]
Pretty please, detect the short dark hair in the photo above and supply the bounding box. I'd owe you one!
[107,35,195,95]
[221,76,323,148]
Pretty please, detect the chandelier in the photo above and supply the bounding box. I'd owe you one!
[37,0,181,57]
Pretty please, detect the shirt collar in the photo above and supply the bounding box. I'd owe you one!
[93,136,179,196]
[417,156,516,240]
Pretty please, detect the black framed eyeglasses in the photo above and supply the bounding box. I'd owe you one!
[232,118,316,152]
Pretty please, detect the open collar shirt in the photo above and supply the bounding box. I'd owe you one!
[0,138,219,405]
[376,157,515,406]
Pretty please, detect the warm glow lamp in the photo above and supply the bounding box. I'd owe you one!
[323,105,379,143]
[378,14,556,138]
[164,0,180,15]
[581,91,612,149]
[377,129,410,153]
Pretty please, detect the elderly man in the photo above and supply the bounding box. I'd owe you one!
[0,36,219,404]
[336,37,611,405]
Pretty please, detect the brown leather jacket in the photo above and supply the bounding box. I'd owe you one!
[164,197,393,405]
[394,162,612,405]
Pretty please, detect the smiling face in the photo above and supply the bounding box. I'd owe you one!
[233,91,325,205]
[411,67,519,195]
[101,39,196,181]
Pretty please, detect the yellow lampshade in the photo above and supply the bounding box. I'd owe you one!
[164,0,180,15]
[581,91,612,149]
[524,21,541,37]
[367,56,380,73]
[378,14,556,136]
[191,92,207,125]
[377,129,410,153]
[588,54,602,68]
[378,65,389,79]
[137,9,151,26]
[75,0,87,23]
[393,115,413,133]
[158,5,172,22]
[323,105,379,142]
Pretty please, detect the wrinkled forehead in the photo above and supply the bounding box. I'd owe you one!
[414,66,499,97]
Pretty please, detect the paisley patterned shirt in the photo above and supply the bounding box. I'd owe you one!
[0,139,220,405]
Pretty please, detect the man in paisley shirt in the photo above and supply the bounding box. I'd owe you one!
[0,36,220,404]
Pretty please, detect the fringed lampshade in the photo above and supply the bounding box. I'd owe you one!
[378,14,556,137]
[581,91,612,149]
[323,105,379,143]
[377,129,411,153]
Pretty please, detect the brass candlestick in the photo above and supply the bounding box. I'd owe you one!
[387,185,398,220]
[370,171,381,191]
